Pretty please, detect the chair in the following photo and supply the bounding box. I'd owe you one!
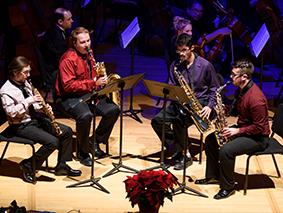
[243,103,283,195]
[0,104,48,183]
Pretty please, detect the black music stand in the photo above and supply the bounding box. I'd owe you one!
[143,79,208,198]
[120,17,143,123]
[66,82,123,193]
[103,73,144,178]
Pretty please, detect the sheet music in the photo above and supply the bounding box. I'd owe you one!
[120,17,140,49]
[250,23,270,58]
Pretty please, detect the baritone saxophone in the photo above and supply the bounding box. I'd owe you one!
[173,63,215,142]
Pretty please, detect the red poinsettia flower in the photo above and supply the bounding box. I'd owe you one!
[124,170,177,208]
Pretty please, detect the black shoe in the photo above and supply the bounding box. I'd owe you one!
[195,177,219,185]
[78,155,92,167]
[214,188,235,200]
[173,156,193,170]
[171,151,182,162]
[55,164,82,176]
[19,159,36,184]
[89,142,106,158]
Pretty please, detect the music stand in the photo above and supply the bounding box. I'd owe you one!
[250,23,270,89]
[66,81,123,193]
[103,73,144,178]
[120,17,143,123]
[143,79,208,198]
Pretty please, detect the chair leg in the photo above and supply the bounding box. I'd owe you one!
[244,155,252,195]
[29,144,37,183]
[271,154,281,178]
[199,133,203,164]
[0,142,10,165]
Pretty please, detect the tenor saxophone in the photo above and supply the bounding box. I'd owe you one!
[86,47,121,105]
[28,80,63,136]
[214,81,230,146]
[173,63,215,141]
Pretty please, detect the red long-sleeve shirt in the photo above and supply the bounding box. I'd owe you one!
[237,83,270,137]
[55,48,97,97]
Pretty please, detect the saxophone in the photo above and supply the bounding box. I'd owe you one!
[214,81,230,146]
[173,63,215,140]
[86,48,121,105]
[28,80,63,136]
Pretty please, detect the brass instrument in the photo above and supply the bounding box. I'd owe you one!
[28,79,62,136]
[86,48,121,105]
[173,63,215,140]
[214,81,230,146]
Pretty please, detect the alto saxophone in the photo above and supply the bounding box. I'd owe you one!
[173,63,215,141]
[86,47,121,105]
[214,81,230,146]
[28,80,63,136]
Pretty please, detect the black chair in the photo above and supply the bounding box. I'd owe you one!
[0,106,48,183]
[243,103,283,195]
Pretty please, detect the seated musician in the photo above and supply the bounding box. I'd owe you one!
[0,56,81,183]
[195,59,270,199]
[55,27,120,166]
[151,33,220,170]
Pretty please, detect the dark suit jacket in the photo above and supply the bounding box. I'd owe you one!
[40,25,68,89]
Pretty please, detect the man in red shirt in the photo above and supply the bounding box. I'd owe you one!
[55,27,119,166]
[195,59,270,199]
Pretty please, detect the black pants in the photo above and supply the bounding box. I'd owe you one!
[57,96,120,154]
[204,134,268,190]
[151,102,194,154]
[10,118,73,168]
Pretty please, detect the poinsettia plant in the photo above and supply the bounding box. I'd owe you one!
[124,170,177,208]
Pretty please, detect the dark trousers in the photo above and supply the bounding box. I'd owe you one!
[58,96,120,154]
[151,102,194,154]
[205,134,268,190]
[11,118,73,168]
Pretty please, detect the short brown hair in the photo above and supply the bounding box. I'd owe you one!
[8,56,31,77]
[70,27,89,46]
[232,59,254,79]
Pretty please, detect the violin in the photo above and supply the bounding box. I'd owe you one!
[210,0,253,45]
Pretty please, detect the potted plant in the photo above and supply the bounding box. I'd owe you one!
[124,170,177,213]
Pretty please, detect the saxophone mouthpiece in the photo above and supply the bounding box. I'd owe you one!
[85,47,93,57]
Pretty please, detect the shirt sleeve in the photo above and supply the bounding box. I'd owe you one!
[205,62,220,109]
[59,58,97,95]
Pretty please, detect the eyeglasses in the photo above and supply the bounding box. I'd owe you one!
[21,69,31,75]
[176,48,191,54]
[230,72,242,78]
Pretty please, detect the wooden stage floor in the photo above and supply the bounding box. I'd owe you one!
[0,94,282,213]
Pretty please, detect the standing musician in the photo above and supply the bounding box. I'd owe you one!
[55,27,120,167]
[151,33,220,170]
[0,56,81,184]
[195,59,270,199]
[40,8,73,101]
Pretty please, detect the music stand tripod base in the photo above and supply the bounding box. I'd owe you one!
[143,79,208,198]
[102,74,144,178]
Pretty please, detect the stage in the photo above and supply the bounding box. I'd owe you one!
[0,94,282,213]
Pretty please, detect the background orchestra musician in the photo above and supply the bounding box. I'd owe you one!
[151,33,220,170]
[55,27,120,167]
[0,56,81,183]
[195,59,270,199]
[40,7,73,102]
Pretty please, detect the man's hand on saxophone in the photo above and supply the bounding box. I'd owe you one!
[222,127,239,138]
[200,106,212,120]
[94,75,108,87]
